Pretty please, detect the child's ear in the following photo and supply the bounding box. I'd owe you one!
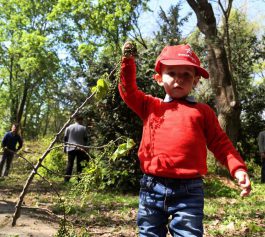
[153,74,163,86]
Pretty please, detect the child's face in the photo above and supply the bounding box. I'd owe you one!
[159,65,200,99]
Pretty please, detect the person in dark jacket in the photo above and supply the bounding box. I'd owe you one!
[64,115,88,182]
[0,123,23,177]
[258,130,265,183]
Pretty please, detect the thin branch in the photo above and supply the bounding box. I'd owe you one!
[218,0,233,72]
[6,149,68,226]
[187,0,217,37]
[12,63,120,226]
[12,90,96,226]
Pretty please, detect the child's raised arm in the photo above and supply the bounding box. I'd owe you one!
[122,41,137,59]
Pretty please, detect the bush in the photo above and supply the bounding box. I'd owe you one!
[38,148,66,179]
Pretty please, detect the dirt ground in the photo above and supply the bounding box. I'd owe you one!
[0,177,137,237]
[0,175,60,237]
[0,196,59,237]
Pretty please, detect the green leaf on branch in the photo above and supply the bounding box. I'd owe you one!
[110,138,136,161]
[91,73,110,101]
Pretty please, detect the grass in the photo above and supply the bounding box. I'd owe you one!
[203,175,265,237]
[0,140,264,236]
[50,176,264,237]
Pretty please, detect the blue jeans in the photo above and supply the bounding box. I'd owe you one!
[137,174,204,237]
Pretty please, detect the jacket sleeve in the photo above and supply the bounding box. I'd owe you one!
[17,136,23,151]
[205,105,247,177]
[84,127,88,145]
[1,133,8,148]
[64,128,69,143]
[118,57,150,120]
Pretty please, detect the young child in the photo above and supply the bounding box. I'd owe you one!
[119,42,251,237]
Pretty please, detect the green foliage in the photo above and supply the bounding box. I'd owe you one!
[154,3,192,45]
[91,74,110,101]
[187,8,265,161]
[111,138,135,161]
[54,191,139,236]
[78,43,96,59]
[83,52,143,192]
[55,225,90,237]
[227,10,265,161]
[204,178,238,198]
[204,181,265,237]
[38,148,66,179]
[54,136,138,220]
[81,137,138,192]
[0,0,63,138]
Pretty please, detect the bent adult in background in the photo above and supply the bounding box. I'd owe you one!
[64,115,89,182]
[258,130,265,183]
[0,123,23,177]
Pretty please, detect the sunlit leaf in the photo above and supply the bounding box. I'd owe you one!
[110,138,135,161]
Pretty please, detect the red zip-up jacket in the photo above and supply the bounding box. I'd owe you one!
[119,57,247,179]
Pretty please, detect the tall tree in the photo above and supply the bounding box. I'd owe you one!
[227,11,265,159]
[155,3,192,45]
[47,0,150,109]
[0,0,61,136]
[187,0,240,144]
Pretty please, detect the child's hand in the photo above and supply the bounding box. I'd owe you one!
[122,41,137,58]
[234,170,251,197]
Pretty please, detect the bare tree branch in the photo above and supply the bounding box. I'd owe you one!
[12,63,120,226]
[187,0,217,37]
[218,0,233,71]
[11,91,96,226]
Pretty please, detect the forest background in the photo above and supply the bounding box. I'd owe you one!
[0,0,264,183]
[0,0,265,236]
[1,0,264,183]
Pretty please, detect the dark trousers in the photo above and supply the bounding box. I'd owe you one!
[262,159,265,183]
[0,150,14,177]
[65,150,88,182]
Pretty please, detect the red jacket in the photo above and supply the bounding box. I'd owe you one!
[119,57,247,179]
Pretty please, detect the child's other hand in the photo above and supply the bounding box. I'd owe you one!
[122,41,137,58]
[234,170,251,197]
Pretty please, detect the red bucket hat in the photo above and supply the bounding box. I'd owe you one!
[155,44,209,79]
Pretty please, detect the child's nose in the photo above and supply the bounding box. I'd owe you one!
[174,76,184,84]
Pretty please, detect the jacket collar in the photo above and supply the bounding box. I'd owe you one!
[163,94,196,103]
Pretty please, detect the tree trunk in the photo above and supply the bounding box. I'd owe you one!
[207,41,241,144]
[9,56,18,123]
[17,79,29,125]
[187,0,240,144]
[43,103,50,136]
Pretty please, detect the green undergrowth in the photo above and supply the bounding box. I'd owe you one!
[204,180,265,237]
[1,140,264,236]
[203,154,265,237]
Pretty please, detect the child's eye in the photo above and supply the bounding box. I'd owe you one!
[182,72,193,78]
[168,72,176,77]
